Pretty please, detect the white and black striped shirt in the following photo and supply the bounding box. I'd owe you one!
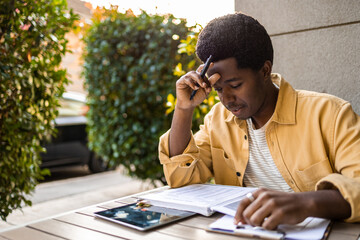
[243,118,293,192]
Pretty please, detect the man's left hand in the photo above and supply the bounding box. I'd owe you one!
[234,188,309,229]
[234,188,351,230]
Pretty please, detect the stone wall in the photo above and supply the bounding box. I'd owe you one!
[235,0,360,114]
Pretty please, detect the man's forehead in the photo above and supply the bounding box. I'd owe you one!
[207,58,240,85]
[207,58,238,74]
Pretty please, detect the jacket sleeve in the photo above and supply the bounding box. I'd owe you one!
[316,102,360,222]
[158,110,215,188]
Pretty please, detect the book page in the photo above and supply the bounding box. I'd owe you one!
[142,184,255,209]
[209,215,330,240]
[211,200,241,216]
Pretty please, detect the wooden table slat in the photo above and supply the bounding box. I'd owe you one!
[98,202,130,210]
[76,200,136,218]
[55,212,184,240]
[179,213,223,229]
[157,221,249,240]
[114,197,138,205]
[29,219,124,240]
[331,221,360,235]
[77,206,108,217]
[327,230,360,240]
[1,226,65,240]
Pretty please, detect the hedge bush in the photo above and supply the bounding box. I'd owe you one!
[83,8,190,185]
[0,0,77,220]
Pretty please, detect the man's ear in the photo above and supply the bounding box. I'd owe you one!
[261,60,272,81]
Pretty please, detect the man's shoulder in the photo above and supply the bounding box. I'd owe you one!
[276,74,349,111]
[296,89,349,108]
[294,90,351,119]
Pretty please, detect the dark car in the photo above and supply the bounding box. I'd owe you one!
[41,92,108,173]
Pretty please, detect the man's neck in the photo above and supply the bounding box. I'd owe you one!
[251,84,279,129]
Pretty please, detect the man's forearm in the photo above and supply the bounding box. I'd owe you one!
[169,106,194,157]
[305,189,351,220]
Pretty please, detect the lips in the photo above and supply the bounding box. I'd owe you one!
[230,107,243,115]
[227,105,245,115]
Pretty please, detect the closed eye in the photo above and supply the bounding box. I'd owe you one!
[230,83,242,89]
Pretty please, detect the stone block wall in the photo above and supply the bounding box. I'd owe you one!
[235,0,360,114]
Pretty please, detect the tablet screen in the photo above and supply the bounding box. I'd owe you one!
[94,203,195,231]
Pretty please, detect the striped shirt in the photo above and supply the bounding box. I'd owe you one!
[243,118,293,192]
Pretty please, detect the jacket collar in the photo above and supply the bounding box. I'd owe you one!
[271,73,297,125]
[224,73,297,125]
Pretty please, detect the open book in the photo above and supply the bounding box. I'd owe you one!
[140,184,331,240]
[139,184,256,216]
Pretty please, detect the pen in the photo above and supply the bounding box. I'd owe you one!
[321,221,332,240]
[189,55,213,100]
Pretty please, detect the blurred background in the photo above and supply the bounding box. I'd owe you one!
[1,0,358,230]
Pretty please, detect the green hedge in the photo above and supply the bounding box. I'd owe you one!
[83,9,190,185]
[0,0,77,220]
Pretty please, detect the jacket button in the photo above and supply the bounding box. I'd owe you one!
[236,172,241,177]
[244,135,247,140]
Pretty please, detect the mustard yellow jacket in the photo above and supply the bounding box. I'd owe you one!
[159,73,360,222]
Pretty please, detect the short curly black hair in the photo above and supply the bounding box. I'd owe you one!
[196,12,273,71]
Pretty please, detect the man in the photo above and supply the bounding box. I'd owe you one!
[158,13,360,229]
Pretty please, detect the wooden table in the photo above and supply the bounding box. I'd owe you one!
[1,188,359,240]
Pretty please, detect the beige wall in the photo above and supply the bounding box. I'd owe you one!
[62,0,92,94]
[235,0,360,114]
[61,31,86,94]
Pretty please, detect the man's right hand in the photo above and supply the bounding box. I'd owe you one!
[169,64,220,157]
[175,63,221,110]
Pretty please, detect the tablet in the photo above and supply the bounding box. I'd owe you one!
[94,203,195,231]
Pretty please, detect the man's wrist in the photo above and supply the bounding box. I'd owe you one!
[301,190,351,220]
[174,104,195,114]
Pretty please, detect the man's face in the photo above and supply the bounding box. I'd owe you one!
[207,57,268,120]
